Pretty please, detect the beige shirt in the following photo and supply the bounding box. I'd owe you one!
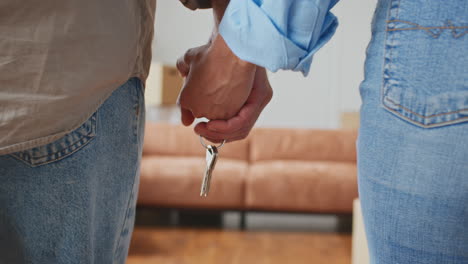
[0,0,156,155]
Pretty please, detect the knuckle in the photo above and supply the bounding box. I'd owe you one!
[176,59,186,70]
[266,86,273,101]
[184,49,194,63]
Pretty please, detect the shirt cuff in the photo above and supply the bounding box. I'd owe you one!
[219,0,338,76]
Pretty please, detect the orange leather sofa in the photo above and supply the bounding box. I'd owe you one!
[138,122,358,214]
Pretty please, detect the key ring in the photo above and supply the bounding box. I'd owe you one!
[199,135,226,150]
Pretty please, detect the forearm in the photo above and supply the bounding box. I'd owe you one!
[218,0,339,75]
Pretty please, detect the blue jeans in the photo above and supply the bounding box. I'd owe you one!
[359,0,468,263]
[0,78,145,263]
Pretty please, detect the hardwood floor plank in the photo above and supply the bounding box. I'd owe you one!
[127,228,351,264]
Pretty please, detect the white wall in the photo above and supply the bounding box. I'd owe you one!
[152,1,213,64]
[149,0,377,129]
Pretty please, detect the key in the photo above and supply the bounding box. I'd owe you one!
[200,145,218,197]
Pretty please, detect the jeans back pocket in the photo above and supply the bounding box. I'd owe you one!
[382,0,468,128]
[11,112,97,167]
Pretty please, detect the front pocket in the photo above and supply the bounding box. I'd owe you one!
[382,0,468,128]
[10,112,97,167]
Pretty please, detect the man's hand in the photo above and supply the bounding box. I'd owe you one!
[176,34,256,126]
[193,67,273,143]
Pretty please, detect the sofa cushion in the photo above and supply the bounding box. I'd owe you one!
[249,128,357,163]
[143,122,249,161]
[138,156,248,209]
[245,161,358,213]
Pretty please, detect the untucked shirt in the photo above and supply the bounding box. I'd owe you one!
[0,0,156,155]
[219,0,339,76]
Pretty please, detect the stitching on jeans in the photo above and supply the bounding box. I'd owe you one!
[10,137,97,167]
[113,172,138,262]
[113,80,143,261]
[381,1,393,110]
[384,106,468,128]
[395,0,401,19]
[386,20,468,38]
[385,97,468,118]
[12,114,96,161]
[10,120,97,167]
[25,133,94,160]
[382,1,467,126]
[382,0,400,104]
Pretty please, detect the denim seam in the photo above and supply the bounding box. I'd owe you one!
[113,168,138,262]
[383,107,468,128]
[21,135,93,160]
[380,0,468,128]
[113,80,143,261]
[395,0,400,19]
[0,83,120,155]
[10,136,97,167]
[381,0,400,109]
[16,115,97,160]
[9,114,98,167]
[385,98,468,118]
[133,79,142,139]
[386,20,468,38]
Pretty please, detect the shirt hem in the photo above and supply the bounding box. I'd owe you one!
[0,75,144,156]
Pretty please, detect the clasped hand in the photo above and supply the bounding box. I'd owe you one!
[176,34,272,143]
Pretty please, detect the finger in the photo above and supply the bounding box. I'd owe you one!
[205,68,268,134]
[195,123,239,142]
[196,124,250,143]
[195,117,252,142]
[200,81,270,141]
[195,122,225,141]
[195,124,225,143]
[204,137,224,144]
[176,56,190,77]
[205,99,259,135]
[183,47,199,63]
[226,134,250,143]
[180,107,195,126]
[201,67,272,142]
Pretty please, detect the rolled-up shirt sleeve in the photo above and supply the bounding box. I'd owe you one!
[219,0,339,76]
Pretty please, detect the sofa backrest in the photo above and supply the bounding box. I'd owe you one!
[143,122,250,161]
[249,127,357,163]
[144,123,357,163]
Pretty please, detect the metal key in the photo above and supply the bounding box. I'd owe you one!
[200,145,218,197]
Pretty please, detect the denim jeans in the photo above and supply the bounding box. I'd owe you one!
[359,0,468,263]
[0,78,145,264]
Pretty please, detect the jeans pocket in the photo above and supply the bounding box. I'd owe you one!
[382,0,468,128]
[10,112,97,167]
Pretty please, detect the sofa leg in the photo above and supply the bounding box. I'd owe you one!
[178,210,223,228]
[135,207,175,226]
[240,211,247,230]
[336,214,353,233]
[169,209,180,226]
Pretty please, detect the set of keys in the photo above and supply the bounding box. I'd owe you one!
[199,136,226,197]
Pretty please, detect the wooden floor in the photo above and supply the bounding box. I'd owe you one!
[127,227,351,264]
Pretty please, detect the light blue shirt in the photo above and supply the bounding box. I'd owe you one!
[219,0,339,76]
